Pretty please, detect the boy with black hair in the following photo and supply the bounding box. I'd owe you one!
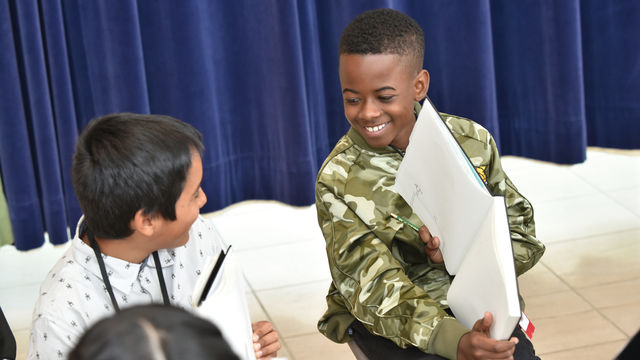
[29,113,280,360]
[315,8,545,360]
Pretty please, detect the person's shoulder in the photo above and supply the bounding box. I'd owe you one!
[191,215,213,231]
[37,247,81,296]
[439,112,493,146]
[322,134,357,165]
[181,215,224,254]
[33,253,91,326]
[317,134,358,184]
[191,215,223,242]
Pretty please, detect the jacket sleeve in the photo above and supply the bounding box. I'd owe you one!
[316,182,469,360]
[484,135,545,276]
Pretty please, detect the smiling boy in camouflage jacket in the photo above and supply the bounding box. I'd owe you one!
[315,9,545,360]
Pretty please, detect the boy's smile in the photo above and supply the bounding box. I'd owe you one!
[339,53,429,149]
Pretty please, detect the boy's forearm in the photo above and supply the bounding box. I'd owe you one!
[428,318,470,359]
[317,187,457,357]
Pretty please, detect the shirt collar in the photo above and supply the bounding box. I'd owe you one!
[71,217,175,294]
[71,237,141,294]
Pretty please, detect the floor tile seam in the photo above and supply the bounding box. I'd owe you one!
[540,226,640,246]
[576,286,640,309]
[603,187,640,219]
[541,263,631,337]
[595,301,640,313]
[280,329,326,341]
[536,338,627,356]
[597,310,640,338]
[606,184,640,193]
[524,287,592,304]
[244,274,275,324]
[252,278,332,294]
[529,190,603,205]
[574,276,640,293]
[567,170,640,194]
[276,338,295,360]
[528,307,596,322]
[234,238,319,253]
[518,261,567,297]
[562,275,640,293]
[244,276,298,360]
[531,187,629,206]
[0,281,43,293]
[282,330,325,340]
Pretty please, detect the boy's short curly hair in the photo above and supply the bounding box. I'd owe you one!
[339,8,425,72]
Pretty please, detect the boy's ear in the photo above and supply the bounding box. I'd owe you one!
[131,209,155,237]
[413,69,430,101]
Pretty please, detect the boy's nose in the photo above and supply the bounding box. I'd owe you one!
[360,99,382,120]
[198,189,207,208]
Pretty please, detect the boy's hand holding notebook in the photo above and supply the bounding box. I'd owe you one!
[395,98,523,340]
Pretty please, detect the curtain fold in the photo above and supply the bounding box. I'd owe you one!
[1,0,639,250]
[491,0,588,163]
[580,0,640,148]
[0,178,14,247]
[1,0,47,249]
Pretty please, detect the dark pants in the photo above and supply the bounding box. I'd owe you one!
[348,319,540,360]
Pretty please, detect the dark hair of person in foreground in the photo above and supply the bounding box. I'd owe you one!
[68,304,239,360]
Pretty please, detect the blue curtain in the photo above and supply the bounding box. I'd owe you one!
[1,0,639,250]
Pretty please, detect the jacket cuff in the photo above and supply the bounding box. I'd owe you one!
[429,317,470,360]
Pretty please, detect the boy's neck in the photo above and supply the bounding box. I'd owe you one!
[82,233,154,264]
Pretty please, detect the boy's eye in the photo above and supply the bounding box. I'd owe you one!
[379,95,395,102]
[344,98,360,104]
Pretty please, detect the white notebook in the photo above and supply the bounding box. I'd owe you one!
[394,98,520,340]
[192,247,257,359]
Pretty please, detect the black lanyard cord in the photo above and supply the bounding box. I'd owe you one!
[87,227,170,311]
[152,251,170,305]
[390,145,405,158]
[87,228,120,312]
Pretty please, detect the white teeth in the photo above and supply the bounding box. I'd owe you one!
[365,122,388,133]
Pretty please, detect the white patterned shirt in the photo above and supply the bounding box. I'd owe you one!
[28,215,234,359]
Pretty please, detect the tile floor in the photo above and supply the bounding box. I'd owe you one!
[1,147,639,360]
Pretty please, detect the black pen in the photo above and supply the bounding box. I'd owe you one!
[197,245,231,306]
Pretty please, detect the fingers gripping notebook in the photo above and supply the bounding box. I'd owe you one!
[394,98,520,340]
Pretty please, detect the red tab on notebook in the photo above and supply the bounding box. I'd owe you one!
[519,312,535,339]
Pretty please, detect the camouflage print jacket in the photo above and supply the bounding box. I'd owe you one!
[315,105,545,359]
